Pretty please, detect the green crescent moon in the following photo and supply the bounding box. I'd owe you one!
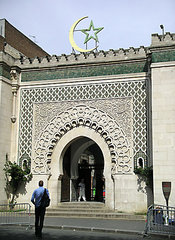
[69,16,98,53]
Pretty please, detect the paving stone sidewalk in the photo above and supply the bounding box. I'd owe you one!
[43,216,146,234]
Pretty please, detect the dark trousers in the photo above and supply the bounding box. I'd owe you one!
[35,206,46,237]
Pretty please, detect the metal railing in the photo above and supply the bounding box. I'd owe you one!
[145,204,175,235]
[0,203,31,229]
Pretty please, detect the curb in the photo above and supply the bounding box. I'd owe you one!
[43,224,144,236]
[42,225,175,239]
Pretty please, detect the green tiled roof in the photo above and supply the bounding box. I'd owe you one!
[152,50,175,63]
[21,62,147,82]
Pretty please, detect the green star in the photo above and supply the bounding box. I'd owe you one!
[80,20,104,44]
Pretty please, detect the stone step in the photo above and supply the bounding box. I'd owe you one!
[45,210,146,220]
[47,202,108,213]
[42,202,146,220]
[47,208,110,213]
[56,202,105,209]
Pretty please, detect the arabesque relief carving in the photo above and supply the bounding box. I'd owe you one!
[32,98,133,175]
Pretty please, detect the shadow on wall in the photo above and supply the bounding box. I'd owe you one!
[135,166,154,208]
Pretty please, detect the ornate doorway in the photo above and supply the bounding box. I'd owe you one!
[49,126,114,208]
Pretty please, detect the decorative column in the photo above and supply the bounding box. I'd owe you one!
[10,68,20,123]
[10,68,20,163]
[57,174,63,203]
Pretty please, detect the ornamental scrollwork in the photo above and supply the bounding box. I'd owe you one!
[32,99,133,175]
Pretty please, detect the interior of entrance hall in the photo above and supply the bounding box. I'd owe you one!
[61,137,104,203]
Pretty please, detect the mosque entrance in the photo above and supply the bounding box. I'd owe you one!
[61,137,104,202]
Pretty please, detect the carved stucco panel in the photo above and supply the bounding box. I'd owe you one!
[32,98,133,175]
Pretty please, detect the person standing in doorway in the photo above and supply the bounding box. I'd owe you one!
[78,179,86,201]
[31,180,50,239]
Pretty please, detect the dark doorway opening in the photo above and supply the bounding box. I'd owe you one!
[61,137,105,202]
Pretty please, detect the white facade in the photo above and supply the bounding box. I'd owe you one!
[0,30,175,213]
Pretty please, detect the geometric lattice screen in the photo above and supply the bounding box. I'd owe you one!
[19,80,147,169]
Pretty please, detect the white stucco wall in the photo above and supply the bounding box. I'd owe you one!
[152,61,175,207]
[113,174,148,213]
[0,77,12,204]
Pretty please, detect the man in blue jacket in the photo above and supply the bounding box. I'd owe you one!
[31,180,50,239]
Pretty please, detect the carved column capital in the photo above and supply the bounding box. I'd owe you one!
[10,69,20,93]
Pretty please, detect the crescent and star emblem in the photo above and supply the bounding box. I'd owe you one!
[69,16,104,53]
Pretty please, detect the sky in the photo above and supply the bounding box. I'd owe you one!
[1,0,175,56]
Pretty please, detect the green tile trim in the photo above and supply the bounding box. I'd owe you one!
[0,64,11,79]
[152,50,175,63]
[21,62,147,82]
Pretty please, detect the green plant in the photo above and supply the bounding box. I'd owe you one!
[3,159,32,207]
[134,166,153,189]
